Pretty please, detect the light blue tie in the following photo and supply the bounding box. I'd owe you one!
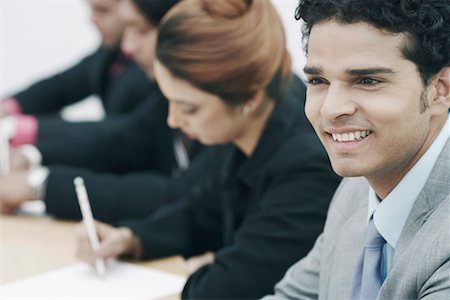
[349,218,386,300]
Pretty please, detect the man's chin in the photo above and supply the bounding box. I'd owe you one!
[330,162,366,178]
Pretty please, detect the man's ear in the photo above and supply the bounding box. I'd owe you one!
[429,67,450,115]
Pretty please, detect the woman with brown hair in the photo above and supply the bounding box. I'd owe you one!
[77,0,341,298]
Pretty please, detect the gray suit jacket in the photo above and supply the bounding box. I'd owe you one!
[264,138,450,300]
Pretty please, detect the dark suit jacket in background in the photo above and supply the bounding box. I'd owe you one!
[42,143,212,223]
[12,46,169,174]
[14,46,151,115]
[118,75,342,299]
[36,85,176,174]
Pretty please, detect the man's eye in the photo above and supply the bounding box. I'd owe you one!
[307,77,326,85]
[359,78,381,86]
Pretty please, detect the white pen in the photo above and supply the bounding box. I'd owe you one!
[74,176,106,276]
[0,119,10,175]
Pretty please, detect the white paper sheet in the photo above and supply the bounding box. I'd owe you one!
[1,261,186,299]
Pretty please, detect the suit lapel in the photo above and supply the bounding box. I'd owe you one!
[394,139,449,261]
[379,139,450,299]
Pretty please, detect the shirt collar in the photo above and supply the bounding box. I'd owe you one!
[369,114,450,248]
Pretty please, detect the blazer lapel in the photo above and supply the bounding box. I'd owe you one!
[379,139,450,299]
[394,139,449,260]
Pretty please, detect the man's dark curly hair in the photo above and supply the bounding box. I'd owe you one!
[295,0,450,85]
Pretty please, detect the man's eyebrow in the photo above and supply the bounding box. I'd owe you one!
[346,68,396,76]
[303,66,397,76]
[303,66,323,75]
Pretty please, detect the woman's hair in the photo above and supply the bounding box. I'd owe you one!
[131,0,180,25]
[156,0,291,106]
[295,0,450,86]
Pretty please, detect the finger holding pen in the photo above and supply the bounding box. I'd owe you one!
[74,177,143,274]
[75,219,142,266]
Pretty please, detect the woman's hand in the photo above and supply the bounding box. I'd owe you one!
[76,221,140,266]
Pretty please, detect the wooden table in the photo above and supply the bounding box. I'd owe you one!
[0,215,188,298]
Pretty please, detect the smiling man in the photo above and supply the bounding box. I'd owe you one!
[263,0,450,299]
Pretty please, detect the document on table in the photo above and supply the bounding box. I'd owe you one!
[1,261,186,299]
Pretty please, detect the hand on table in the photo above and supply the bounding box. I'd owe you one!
[0,172,33,213]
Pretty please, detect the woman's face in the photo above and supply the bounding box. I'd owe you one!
[154,60,251,146]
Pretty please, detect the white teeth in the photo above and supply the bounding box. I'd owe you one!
[349,132,355,141]
[331,130,371,142]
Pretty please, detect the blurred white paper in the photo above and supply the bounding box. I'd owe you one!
[2,261,186,299]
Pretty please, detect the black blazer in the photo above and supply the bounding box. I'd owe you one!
[119,75,342,299]
[42,144,212,223]
[36,85,175,174]
[12,46,163,174]
[14,46,151,115]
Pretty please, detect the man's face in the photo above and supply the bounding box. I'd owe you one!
[119,0,157,79]
[304,20,441,196]
[88,0,124,48]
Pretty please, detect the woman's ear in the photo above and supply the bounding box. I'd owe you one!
[246,90,265,112]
